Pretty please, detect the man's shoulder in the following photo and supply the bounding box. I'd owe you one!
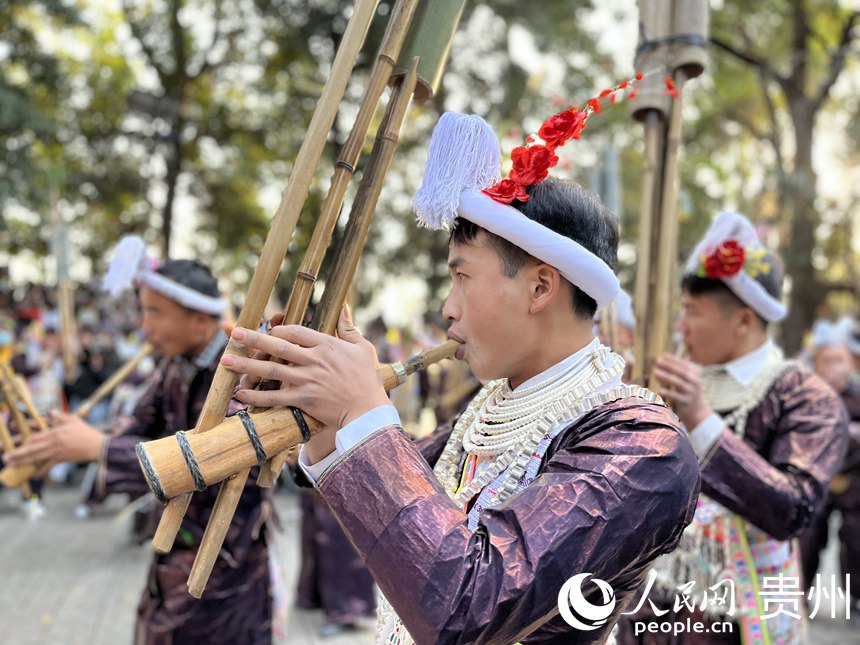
[552,392,685,452]
[582,393,681,432]
[769,362,843,412]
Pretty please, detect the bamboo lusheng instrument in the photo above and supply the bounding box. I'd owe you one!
[150,0,382,555]
[185,59,422,598]
[0,413,32,497]
[0,344,154,488]
[254,0,422,490]
[136,339,459,502]
[177,1,466,598]
[630,0,708,386]
[0,362,50,488]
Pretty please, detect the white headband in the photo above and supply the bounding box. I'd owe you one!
[414,112,619,308]
[102,236,226,316]
[684,211,787,323]
[810,319,848,351]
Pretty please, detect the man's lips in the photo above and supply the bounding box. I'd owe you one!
[448,332,466,360]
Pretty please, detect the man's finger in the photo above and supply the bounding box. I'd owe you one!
[234,387,300,410]
[222,354,305,385]
[654,367,687,392]
[231,328,315,366]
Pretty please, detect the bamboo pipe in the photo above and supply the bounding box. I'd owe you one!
[255,0,421,488]
[136,340,460,503]
[647,69,688,385]
[58,281,78,383]
[151,0,381,554]
[631,109,665,385]
[187,60,421,599]
[75,343,154,419]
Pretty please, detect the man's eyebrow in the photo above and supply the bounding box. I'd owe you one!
[448,257,465,270]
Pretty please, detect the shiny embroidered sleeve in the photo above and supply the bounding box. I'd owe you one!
[315,401,699,645]
[94,365,167,499]
[699,369,848,540]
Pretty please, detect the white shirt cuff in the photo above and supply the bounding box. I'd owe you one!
[297,405,402,484]
[335,405,401,453]
[687,412,726,459]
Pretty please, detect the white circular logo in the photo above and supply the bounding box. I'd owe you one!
[557,573,616,631]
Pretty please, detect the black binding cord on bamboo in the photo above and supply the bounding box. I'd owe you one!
[290,407,312,443]
[176,430,207,491]
[237,409,268,465]
[136,443,168,503]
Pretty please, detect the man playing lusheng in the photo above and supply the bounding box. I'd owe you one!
[220,109,700,644]
[5,242,274,644]
[616,212,847,644]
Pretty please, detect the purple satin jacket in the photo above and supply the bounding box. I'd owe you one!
[314,396,700,644]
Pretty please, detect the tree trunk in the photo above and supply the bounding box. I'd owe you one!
[782,100,819,354]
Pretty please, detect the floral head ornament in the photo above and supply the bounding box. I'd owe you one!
[412,71,672,310]
[482,73,648,205]
[685,211,785,323]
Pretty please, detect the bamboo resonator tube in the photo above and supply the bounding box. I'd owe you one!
[137,339,459,502]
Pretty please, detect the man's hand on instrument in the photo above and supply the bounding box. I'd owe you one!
[221,305,390,427]
[653,354,713,430]
[3,410,105,472]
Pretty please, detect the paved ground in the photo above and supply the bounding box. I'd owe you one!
[0,485,857,644]
[0,485,373,645]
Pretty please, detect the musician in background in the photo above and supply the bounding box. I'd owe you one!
[617,212,847,643]
[222,111,700,644]
[800,319,860,607]
[5,246,274,645]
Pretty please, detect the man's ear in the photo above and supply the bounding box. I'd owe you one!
[528,263,562,314]
[734,306,760,335]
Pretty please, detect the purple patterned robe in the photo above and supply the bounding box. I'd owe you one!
[314,396,700,644]
[92,331,274,645]
[616,366,848,644]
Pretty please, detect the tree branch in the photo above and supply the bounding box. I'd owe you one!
[812,10,859,113]
[709,36,786,85]
[122,0,166,82]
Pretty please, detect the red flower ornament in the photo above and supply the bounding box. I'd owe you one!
[481,71,648,206]
[483,178,530,204]
[701,240,746,278]
[538,109,588,148]
[509,144,558,186]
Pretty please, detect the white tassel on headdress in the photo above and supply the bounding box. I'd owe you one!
[101,235,226,315]
[102,235,150,298]
[413,112,502,230]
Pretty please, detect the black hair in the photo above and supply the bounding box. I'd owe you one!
[680,251,783,328]
[449,177,618,320]
[155,259,221,317]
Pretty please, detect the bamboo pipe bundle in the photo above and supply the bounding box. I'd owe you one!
[255,0,422,490]
[630,0,709,386]
[136,340,460,503]
[186,59,422,598]
[0,363,49,488]
[183,59,417,598]
[150,0,383,555]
